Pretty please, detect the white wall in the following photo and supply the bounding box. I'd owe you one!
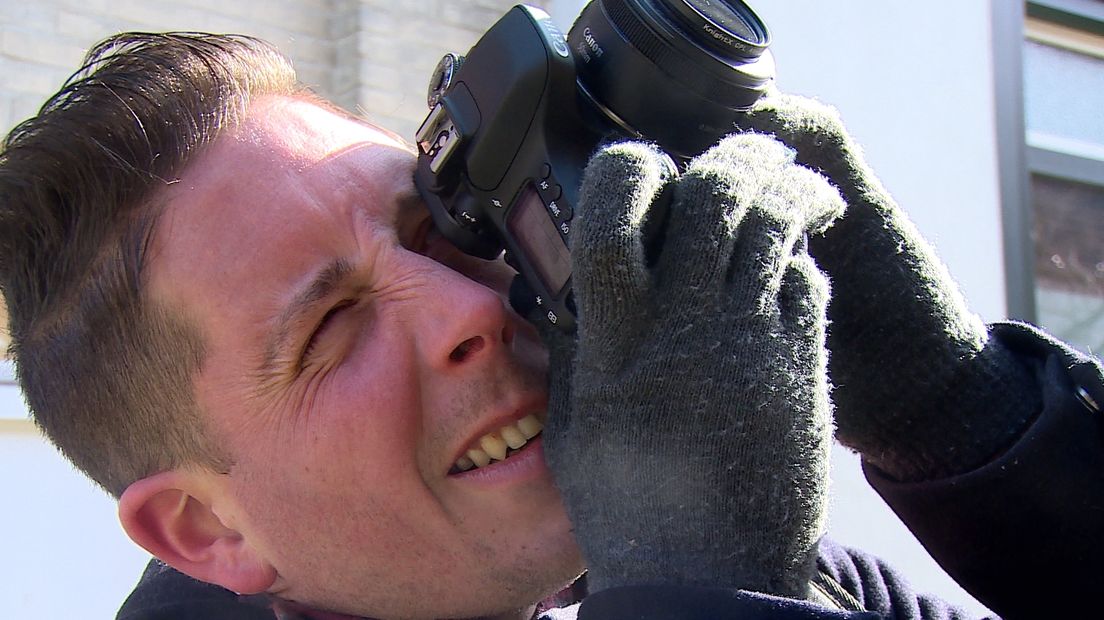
[755,1,1007,320]
[2,0,1006,617]
[753,1,1002,615]
[0,416,151,616]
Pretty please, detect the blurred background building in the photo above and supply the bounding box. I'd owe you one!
[1,0,1101,616]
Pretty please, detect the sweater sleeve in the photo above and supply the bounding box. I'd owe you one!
[865,321,1104,620]
[561,540,981,620]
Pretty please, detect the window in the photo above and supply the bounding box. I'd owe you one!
[1018,1,1104,355]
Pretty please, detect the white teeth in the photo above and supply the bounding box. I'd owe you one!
[517,414,543,439]
[500,425,527,449]
[452,413,547,473]
[480,433,508,461]
[466,448,491,468]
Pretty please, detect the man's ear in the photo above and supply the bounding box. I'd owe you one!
[118,470,276,595]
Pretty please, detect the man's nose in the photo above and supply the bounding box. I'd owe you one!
[418,268,515,371]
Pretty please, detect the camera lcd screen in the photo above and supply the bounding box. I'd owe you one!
[506,184,571,295]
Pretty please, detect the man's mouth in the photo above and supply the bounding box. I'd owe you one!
[449,412,546,474]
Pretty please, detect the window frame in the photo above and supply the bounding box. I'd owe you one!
[1028,0,1104,36]
[1028,145,1104,187]
[995,1,1104,323]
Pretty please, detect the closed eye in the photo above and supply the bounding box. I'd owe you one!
[301,299,357,364]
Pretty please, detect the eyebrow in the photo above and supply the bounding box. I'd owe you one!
[259,257,355,375]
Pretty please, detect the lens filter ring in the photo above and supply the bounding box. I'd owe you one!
[598,0,773,108]
[666,0,769,61]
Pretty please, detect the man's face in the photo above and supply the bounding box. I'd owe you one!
[147,96,583,618]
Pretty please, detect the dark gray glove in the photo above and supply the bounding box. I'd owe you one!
[541,134,844,598]
[738,93,1043,482]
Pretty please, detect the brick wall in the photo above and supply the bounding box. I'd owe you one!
[0,0,556,139]
[0,0,328,130]
[347,0,552,136]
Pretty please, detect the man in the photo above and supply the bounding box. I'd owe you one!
[0,32,1100,620]
[1,33,584,618]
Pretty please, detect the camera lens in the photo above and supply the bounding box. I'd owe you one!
[667,0,769,59]
[688,0,759,37]
[688,1,757,40]
[569,0,775,156]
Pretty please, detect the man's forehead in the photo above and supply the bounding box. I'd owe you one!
[144,94,418,330]
[156,95,416,230]
[230,95,408,166]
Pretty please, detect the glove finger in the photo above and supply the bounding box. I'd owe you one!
[738,93,850,168]
[725,164,844,313]
[776,254,834,511]
[691,130,795,171]
[573,141,675,331]
[723,192,805,310]
[739,93,889,220]
[785,164,848,236]
[539,323,576,441]
[777,253,831,345]
[655,134,793,296]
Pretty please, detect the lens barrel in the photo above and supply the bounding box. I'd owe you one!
[569,0,774,156]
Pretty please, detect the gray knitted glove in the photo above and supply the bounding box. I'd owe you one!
[737,93,1043,482]
[541,134,844,598]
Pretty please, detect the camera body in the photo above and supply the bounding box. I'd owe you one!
[415,6,592,330]
[414,2,774,330]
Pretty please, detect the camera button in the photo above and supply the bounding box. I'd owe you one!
[539,163,552,179]
[547,199,572,222]
[457,210,480,230]
[539,182,562,202]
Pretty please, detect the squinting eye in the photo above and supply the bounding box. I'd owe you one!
[302,300,356,363]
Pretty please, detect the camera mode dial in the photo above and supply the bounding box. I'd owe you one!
[427,53,464,109]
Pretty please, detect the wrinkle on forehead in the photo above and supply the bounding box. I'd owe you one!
[150,97,413,273]
[233,95,409,165]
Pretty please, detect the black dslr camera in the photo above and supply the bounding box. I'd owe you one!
[413,0,775,331]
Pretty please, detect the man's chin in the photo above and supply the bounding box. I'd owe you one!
[453,535,585,620]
